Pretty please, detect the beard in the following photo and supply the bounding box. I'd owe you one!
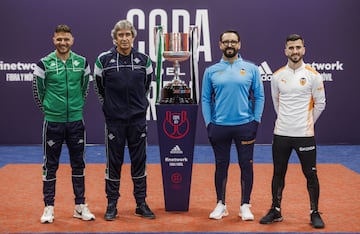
[288,53,304,63]
[223,47,238,58]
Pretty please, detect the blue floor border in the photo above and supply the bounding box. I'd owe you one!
[0,145,359,174]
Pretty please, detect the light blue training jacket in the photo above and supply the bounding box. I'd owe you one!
[201,55,265,126]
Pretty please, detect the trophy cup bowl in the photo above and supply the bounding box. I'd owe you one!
[160,32,193,104]
[163,51,190,62]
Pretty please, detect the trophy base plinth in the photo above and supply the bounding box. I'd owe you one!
[159,80,193,104]
[160,97,193,104]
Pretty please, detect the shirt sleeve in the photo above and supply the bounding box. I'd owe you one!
[82,60,91,100]
[271,74,280,115]
[312,74,326,123]
[145,56,153,95]
[32,61,46,112]
[201,68,212,126]
[93,57,105,104]
[252,67,265,122]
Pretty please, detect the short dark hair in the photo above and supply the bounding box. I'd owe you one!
[55,24,72,34]
[220,30,240,42]
[286,34,304,45]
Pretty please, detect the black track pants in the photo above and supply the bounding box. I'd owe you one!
[271,134,320,211]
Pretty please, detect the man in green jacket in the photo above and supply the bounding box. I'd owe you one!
[32,24,95,224]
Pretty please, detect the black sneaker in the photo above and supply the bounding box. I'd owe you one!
[135,202,155,219]
[311,211,325,228]
[104,204,118,221]
[259,208,283,224]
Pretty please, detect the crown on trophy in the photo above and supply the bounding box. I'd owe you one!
[154,26,199,104]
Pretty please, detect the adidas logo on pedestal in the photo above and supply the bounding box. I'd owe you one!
[170,145,183,154]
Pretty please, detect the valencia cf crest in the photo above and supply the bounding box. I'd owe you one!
[240,69,246,75]
[162,111,190,139]
[300,77,307,86]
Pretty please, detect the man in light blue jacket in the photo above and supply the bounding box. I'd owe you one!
[202,29,265,221]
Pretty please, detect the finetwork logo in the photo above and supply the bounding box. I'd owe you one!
[258,60,344,82]
[310,61,344,82]
[0,61,36,71]
[1,60,37,82]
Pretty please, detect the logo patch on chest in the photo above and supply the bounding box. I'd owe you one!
[73,60,80,67]
[134,58,141,64]
[300,77,307,86]
[240,69,246,75]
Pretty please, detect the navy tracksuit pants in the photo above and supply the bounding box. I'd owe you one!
[104,119,148,206]
[207,120,258,205]
[42,120,86,206]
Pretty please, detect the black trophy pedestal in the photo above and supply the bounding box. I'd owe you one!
[156,104,198,211]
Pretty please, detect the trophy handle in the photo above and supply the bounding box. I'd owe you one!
[189,25,200,104]
[154,26,164,103]
[154,26,164,56]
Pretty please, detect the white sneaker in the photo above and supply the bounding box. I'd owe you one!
[209,201,229,220]
[73,204,96,221]
[40,205,54,223]
[239,203,254,221]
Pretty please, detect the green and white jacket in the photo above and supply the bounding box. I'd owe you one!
[32,50,90,122]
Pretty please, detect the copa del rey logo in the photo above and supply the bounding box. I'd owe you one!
[162,111,190,139]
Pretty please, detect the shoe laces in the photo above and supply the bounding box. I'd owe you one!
[311,210,322,214]
[311,210,323,218]
[140,203,148,208]
[44,206,54,216]
[214,202,226,213]
[241,204,252,212]
[78,204,91,215]
[269,208,280,216]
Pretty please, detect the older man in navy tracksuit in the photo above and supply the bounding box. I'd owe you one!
[94,20,155,221]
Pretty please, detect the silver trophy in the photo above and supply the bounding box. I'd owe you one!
[154,26,199,104]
